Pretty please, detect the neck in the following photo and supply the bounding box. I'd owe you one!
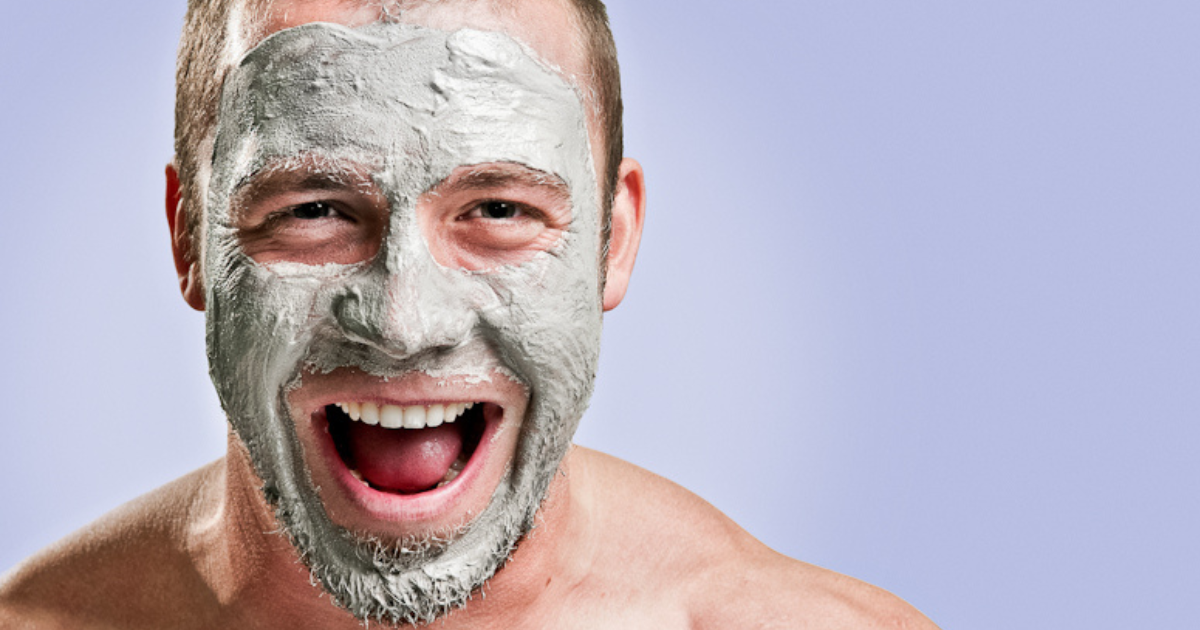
[192,435,593,628]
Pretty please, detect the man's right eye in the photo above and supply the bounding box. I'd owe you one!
[236,195,386,266]
[231,161,390,266]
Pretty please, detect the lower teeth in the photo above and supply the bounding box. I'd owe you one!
[436,461,465,488]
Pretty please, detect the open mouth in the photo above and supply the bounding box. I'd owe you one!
[324,401,489,495]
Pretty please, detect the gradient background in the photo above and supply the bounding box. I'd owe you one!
[2,2,1197,627]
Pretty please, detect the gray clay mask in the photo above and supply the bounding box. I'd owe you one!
[202,22,603,624]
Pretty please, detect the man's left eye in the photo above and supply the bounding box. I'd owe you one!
[290,201,338,219]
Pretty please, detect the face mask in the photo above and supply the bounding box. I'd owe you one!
[202,21,602,624]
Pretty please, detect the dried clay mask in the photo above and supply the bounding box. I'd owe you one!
[202,21,602,624]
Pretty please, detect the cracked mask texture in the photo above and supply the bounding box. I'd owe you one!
[202,22,602,624]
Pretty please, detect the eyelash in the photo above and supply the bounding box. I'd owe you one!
[463,200,539,221]
[262,201,348,226]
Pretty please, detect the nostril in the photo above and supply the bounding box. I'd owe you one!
[332,288,380,342]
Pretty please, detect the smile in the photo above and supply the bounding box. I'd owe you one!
[325,401,489,494]
[298,378,516,528]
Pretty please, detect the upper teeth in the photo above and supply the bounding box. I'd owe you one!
[334,402,476,429]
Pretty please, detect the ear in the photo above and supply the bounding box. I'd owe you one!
[602,158,646,312]
[165,163,205,311]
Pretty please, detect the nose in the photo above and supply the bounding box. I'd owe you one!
[333,262,476,358]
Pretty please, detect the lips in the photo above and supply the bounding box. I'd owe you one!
[326,402,488,493]
[296,382,512,529]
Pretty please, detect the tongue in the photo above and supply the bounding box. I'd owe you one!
[346,423,463,493]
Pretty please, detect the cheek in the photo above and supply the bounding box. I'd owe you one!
[206,239,337,359]
[474,256,603,383]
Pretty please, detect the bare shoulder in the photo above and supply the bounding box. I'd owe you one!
[572,448,938,630]
[0,461,223,629]
[685,552,939,630]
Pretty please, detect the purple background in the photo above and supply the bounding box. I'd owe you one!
[2,2,1198,627]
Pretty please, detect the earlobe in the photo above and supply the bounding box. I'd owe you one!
[165,163,205,311]
[602,158,646,312]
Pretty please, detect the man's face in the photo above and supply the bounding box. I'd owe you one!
[200,8,604,624]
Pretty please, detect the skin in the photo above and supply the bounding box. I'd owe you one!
[0,0,939,628]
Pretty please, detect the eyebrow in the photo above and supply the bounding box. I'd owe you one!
[432,164,570,203]
[233,159,379,206]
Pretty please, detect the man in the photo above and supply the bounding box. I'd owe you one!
[0,0,937,627]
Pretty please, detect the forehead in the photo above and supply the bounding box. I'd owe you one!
[225,23,586,177]
[232,0,605,188]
